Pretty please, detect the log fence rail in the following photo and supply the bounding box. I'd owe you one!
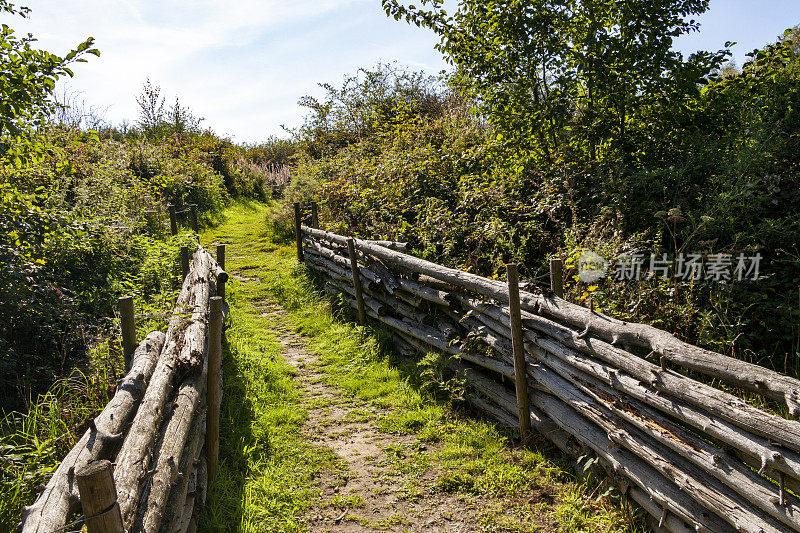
[22,243,228,533]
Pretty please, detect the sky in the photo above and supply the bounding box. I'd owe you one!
[7,1,800,143]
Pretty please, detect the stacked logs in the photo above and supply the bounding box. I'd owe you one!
[21,245,227,533]
[300,222,800,533]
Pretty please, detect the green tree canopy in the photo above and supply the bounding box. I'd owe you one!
[0,0,98,167]
[382,0,728,175]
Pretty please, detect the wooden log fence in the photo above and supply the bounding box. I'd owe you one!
[22,244,229,533]
[298,215,800,533]
[167,204,200,236]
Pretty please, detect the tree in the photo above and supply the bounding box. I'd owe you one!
[0,0,99,166]
[135,78,166,133]
[381,1,728,189]
[135,79,203,139]
[294,63,444,157]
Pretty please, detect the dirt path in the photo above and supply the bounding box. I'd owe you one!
[256,300,487,532]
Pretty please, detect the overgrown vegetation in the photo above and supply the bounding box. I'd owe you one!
[3,0,800,529]
[273,12,800,374]
[0,1,295,527]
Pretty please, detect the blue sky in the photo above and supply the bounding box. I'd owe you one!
[9,1,800,143]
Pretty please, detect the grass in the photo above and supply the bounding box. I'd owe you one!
[199,200,641,532]
[0,346,130,530]
[198,201,344,532]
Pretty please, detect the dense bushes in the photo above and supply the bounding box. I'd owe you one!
[283,41,800,373]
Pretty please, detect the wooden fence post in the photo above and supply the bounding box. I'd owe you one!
[216,244,226,300]
[168,205,178,236]
[347,238,366,325]
[311,202,319,228]
[294,202,304,262]
[189,204,199,234]
[207,296,223,489]
[75,460,124,533]
[181,246,190,282]
[550,257,564,298]
[506,263,531,441]
[118,296,137,371]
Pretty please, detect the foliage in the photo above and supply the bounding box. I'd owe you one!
[0,0,99,167]
[293,63,446,158]
[135,79,204,140]
[285,25,800,371]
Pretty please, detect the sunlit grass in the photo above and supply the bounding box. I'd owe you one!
[199,201,343,532]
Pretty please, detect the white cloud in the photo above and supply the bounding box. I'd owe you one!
[13,0,449,141]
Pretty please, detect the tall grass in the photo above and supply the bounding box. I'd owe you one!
[0,363,117,529]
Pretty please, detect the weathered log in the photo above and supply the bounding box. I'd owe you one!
[21,331,166,533]
[527,330,800,495]
[310,254,426,322]
[361,257,400,294]
[530,386,735,533]
[114,251,212,530]
[327,279,388,317]
[367,287,430,323]
[466,296,800,527]
[396,277,451,307]
[160,407,205,533]
[451,315,779,532]
[525,292,800,414]
[463,360,701,533]
[366,239,410,252]
[466,369,693,533]
[465,294,800,496]
[170,478,194,533]
[134,343,209,532]
[301,225,348,246]
[197,246,228,285]
[391,333,419,357]
[520,356,786,533]
[346,238,367,325]
[533,344,800,532]
[303,239,382,287]
[467,395,519,428]
[305,252,350,281]
[194,457,208,519]
[392,288,422,308]
[416,275,455,292]
[459,294,800,454]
